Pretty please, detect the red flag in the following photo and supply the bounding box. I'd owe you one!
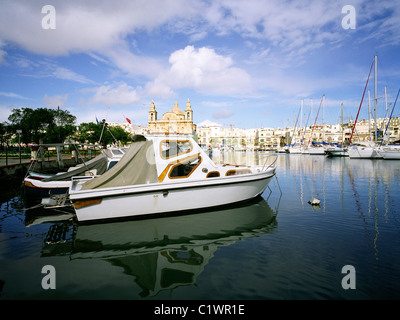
[126,118,131,124]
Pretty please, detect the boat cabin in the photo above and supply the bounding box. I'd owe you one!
[151,135,254,184]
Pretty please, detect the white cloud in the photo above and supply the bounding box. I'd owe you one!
[0,0,190,55]
[89,82,141,107]
[0,92,29,100]
[52,67,93,84]
[198,119,222,127]
[147,46,253,96]
[0,0,199,78]
[103,44,163,78]
[43,94,68,108]
[0,48,6,64]
[212,108,235,119]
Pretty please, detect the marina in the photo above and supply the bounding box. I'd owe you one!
[1,1,400,303]
[1,151,399,299]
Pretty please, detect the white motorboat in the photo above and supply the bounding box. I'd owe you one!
[24,147,125,197]
[68,134,277,222]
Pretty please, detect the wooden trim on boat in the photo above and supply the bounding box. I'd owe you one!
[158,153,201,182]
[206,171,220,178]
[168,154,202,180]
[73,198,102,209]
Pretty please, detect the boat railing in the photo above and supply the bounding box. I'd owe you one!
[260,154,278,172]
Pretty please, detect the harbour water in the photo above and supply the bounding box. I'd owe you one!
[1,152,399,300]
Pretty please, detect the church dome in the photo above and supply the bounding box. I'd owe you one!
[171,102,184,114]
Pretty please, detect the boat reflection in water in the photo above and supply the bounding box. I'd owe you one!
[39,196,277,298]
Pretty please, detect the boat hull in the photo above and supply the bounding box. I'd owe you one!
[288,148,302,154]
[348,146,382,159]
[70,172,275,222]
[378,151,400,159]
[23,177,69,197]
[308,147,325,155]
[326,148,348,157]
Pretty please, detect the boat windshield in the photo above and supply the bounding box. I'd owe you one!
[160,140,192,159]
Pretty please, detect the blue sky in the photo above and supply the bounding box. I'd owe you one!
[1,0,400,129]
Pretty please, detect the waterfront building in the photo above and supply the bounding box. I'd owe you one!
[197,125,258,150]
[108,107,400,147]
[148,99,196,135]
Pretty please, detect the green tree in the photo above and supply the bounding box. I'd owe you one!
[75,122,103,144]
[75,121,132,145]
[8,107,76,143]
[107,125,131,145]
[0,122,12,148]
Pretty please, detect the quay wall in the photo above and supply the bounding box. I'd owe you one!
[0,159,81,186]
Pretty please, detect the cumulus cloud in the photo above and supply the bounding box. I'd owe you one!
[0,0,199,78]
[88,82,140,107]
[1,0,398,79]
[147,46,252,97]
[0,0,194,55]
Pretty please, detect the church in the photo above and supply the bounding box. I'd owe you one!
[148,99,197,135]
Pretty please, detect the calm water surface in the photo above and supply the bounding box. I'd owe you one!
[1,152,399,299]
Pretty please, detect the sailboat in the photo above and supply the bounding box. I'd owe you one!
[348,55,382,159]
[326,103,349,157]
[305,95,326,155]
[377,87,400,159]
[288,101,303,154]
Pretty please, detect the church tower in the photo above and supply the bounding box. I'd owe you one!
[147,99,196,134]
[148,100,157,132]
[185,99,193,121]
[148,100,157,122]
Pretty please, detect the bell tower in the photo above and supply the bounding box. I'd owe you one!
[148,100,157,122]
[148,100,157,132]
[185,99,193,121]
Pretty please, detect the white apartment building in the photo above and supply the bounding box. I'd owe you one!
[114,116,400,147]
[197,125,258,149]
[196,117,400,148]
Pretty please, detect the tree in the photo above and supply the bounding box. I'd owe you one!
[8,107,76,143]
[107,125,131,145]
[75,122,103,144]
[0,122,12,149]
[75,121,132,145]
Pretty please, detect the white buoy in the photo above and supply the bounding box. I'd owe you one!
[308,198,321,206]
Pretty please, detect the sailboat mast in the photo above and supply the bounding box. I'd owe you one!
[384,86,388,132]
[322,95,325,143]
[374,54,378,143]
[341,103,344,145]
[349,57,374,144]
[368,90,371,141]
